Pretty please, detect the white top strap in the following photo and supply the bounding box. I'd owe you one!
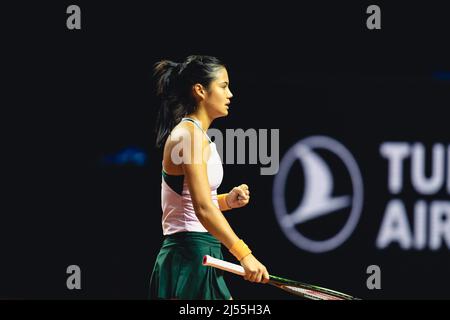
[181,117,212,143]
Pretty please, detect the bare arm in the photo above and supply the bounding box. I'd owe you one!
[179,125,239,249]
[175,123,269,283]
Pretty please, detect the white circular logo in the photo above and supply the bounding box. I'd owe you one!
[273,136,364,253]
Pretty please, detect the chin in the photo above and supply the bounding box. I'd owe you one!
[215,109,228,118]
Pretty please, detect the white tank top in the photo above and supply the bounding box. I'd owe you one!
[161,118,223,235]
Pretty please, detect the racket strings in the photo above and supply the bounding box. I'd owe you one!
[281,285,343,300]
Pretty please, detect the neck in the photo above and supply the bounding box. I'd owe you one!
[185,109,212,132]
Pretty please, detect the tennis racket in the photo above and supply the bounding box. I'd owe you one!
[203,255,360,300]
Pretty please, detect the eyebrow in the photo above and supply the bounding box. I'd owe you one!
[220,81,229,85]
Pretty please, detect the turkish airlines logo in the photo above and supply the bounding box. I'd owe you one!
[273,136,364,253]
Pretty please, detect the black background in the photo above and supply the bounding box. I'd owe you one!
[2,1,450,300]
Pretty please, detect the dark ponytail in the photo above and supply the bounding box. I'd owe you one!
[153,55,225,148]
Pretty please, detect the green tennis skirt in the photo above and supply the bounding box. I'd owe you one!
[149,231,232,300]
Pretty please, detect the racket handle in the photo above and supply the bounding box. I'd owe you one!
[203,255,246,277]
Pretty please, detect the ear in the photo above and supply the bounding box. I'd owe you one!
[192,83,207,101]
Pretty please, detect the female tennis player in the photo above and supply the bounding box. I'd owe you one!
[149,55,269,300]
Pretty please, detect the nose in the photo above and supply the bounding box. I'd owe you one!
[227,87,233,99]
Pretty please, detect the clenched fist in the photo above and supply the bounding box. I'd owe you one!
[226,184,250,209]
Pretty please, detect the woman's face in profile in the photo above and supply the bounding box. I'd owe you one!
[204,67,234,118]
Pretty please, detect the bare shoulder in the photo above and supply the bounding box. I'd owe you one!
[163,121,210,170]
[169,121,209,149]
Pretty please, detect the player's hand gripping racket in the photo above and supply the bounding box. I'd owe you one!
[203,255,360,300]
